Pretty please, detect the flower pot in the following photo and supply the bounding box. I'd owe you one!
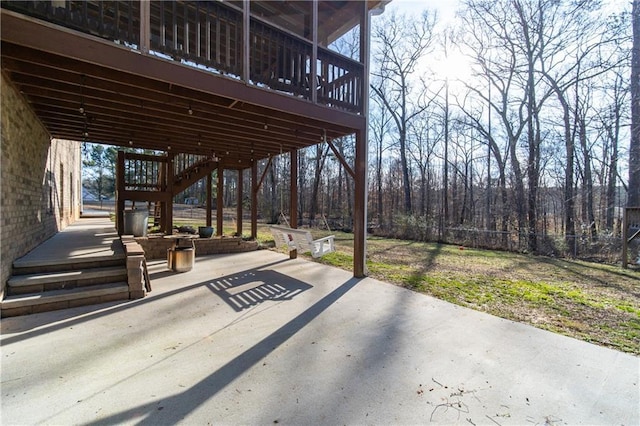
[198,226,214,238]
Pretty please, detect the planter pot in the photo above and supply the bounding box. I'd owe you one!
[198,226,214,238]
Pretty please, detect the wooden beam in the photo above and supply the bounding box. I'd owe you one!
[326,138,355,179]
[2,55,346,141]
[123,151,169,163]
[256,156,273,192]
[119,191,172,203]
[0,13,366,130]
[20,91,319,148]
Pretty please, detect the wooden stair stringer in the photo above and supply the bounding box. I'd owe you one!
[173,159,217,195]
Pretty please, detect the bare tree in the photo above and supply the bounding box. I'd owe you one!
[369,90,393,228]
[460,0,530,243]
[371,10,438,214]
[407,110,440,218]
[598,69,628,230]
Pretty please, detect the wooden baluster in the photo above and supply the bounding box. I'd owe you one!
[183,1,189,56]
[206,2,211,63]
[172,1,177,53]
[215,10,221,65]
[160,1,166,49]
[127,0,133,42]
[195,2,201,58]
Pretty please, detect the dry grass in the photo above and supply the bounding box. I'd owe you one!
[304,230,640,355]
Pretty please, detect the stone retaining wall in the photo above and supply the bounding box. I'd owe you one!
[135,235,259,260]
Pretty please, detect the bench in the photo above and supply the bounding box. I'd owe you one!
[270,225,335,258]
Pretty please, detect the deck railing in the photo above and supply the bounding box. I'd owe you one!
[150,1,243,77]
[122,152,165,192]
[2,0,363,113]
[2,1,141,46]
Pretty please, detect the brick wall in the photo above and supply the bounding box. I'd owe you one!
[1,73,81,298]
[135,235,259,260]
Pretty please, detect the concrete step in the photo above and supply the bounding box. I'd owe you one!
[1,282,130,318]
[12,255,126,275]
[7,266,128,296]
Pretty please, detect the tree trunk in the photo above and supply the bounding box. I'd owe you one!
[580,117,597,239]
[443,82,450,227]
[399,128,412,214]
[630,0,640,207]
[309,144,329,223]
[377,139,384,228]
[606,102,621,230]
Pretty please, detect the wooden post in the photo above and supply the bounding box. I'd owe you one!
[217,163,224,236]
[206,171,212,227]
[237,169,243,236]
[353,2,370,277]
[116,150,125,234]
[623,207,629,269]
[354,128,367,277]
[311,0,318,104]
[251,160,258,239]
[139,0,150,54]
[290,149,298,259]
[165,153,174,233]
[242,0,250,83]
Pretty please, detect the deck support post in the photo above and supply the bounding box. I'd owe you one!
[290,148,298,259]
[353,2,370,277]
[251,160,258,239]
[165,153,174,233]
[217,163,224,236]
[237,169,243,236]
[116,150,125,234]
[354,128,367,277]
[206,171,213,227]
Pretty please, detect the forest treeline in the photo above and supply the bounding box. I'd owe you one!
[83,0,638,262]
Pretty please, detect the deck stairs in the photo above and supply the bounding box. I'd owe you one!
[173,156,217,195]
[146,154,218,229]
[1,252,129,318]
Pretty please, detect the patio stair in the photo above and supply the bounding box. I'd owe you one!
[1,257,129,318]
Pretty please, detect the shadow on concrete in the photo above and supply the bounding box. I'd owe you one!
[1,258,290,343]
[83,276,361,425]
[206,269,312,312]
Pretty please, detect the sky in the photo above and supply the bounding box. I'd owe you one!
[372,0,631,82]
[372,0,469,82]
[384,0,460,24]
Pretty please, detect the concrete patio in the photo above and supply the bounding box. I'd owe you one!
[1,228,638,424]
